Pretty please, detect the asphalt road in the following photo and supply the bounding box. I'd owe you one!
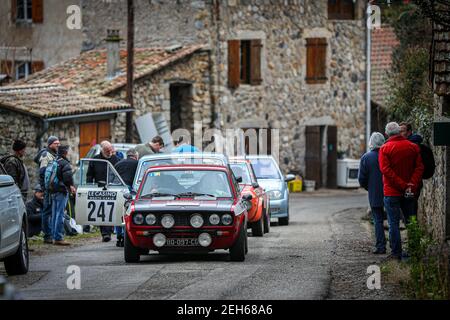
[4,189,367,300]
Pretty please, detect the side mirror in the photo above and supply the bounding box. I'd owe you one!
[242,194,253,201]
[285,174,296,183]
[0,175,15,188]
[236,176,243,183]
[252,182,260,189]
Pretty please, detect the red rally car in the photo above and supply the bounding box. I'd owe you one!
[123,164,251,262]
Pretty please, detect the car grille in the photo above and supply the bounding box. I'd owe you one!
[135,212,230,227]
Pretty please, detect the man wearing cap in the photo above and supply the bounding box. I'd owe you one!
[49,145,76,246]
[26,185,44,238]
[1,140,30,201]
[36,136,60,244]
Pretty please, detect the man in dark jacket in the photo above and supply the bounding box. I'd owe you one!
[50,145,76,246]
[37,136,60,244]
[86,141,120,242]
[114,148,139,247]
[2,140,30,201]
[359,132,386,254]
[379,122,424,260]
[26,185,44,238]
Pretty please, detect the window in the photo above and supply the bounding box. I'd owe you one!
[328,0,355,20]
[306,38,328,84]
[12,0,44,23]
[15,61,31,80]
[228,39,262,88]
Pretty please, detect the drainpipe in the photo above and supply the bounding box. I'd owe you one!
[366,3,372,152]
[36,119,49,150]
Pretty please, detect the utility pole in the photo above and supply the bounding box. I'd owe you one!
[126,0,135,143]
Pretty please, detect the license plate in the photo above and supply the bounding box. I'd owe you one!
[166,238,199,247]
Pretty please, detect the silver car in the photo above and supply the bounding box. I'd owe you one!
[0,163,29,276]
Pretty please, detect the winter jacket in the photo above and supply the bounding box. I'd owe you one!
[408,133,423,145]
[1,155,27,190]
[26,195,43,237]
[37,148,57,190]
[115,157,138,187]
[358,149,384,208]
[51,157,74,194]
[379,135,424,197]
[135,143,160,158]
[86,153,120,184]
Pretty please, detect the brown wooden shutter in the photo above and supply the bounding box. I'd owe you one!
[32,0,44,23]
[79,122,98,159]
[250,39,262,85]
[306,38,327,84]
[31,60,45,73]
[0,60,13,75]
[11,0,17,23]
[97,120,111,143]
[328,0,354,20]
[228,40,240,89]
[328,0,339,19]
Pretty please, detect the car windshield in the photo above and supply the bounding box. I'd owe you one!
[249,158,281,180]
[230,163,252,184]
[139,170,233,199]
[137,157,225,183]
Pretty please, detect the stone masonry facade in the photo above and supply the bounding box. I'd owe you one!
[81,0,367,175]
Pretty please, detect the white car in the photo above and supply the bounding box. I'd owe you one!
[0,164,29,276]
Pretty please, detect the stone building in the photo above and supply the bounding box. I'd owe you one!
[79,0,368,187]
[0,0,83,80]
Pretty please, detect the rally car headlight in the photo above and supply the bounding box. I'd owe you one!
[198,233,212,247]
[133,213,144,225]
[153,233,166,248]
[269,190,283,200]
[145,214,156,226]
[209,214,221,226]
[222,214,233,226]
[161,214,175,229]
[190,214,204,228]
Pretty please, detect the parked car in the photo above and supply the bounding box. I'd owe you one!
[132,152,229,191]
[230,158,270,236]
[123,164,250,262]
[0,164,29,276]
[246,155,295,226]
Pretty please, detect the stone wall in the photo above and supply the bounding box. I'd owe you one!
[81,0,367,175]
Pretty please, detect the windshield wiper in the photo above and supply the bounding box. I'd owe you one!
[177,192,217,198]
[141,193,179,198]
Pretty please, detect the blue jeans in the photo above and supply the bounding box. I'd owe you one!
[115,227,124,240]
[41,192,53,241]
[384,196,416,257]
[371,207,386,251]
[51,193,69,241]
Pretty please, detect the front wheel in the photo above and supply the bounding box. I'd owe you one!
[251,214,264,237]
[4,218,29,276]
[263,206,270,234]
[230,223,247,262]
[124,231,140,263]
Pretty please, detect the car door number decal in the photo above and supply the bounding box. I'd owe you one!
[87,201,115,223]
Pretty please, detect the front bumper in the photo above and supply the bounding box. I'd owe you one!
[268,197,288,218]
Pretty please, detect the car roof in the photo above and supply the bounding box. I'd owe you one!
[144,164,230,174]
[139,152,229,163]
[244,155,275,160]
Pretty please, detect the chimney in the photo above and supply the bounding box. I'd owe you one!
[105,29,121,79]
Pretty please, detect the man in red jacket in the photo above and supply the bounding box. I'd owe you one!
[379,122,424,260]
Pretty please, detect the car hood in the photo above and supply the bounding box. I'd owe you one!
[257,179,283,191]
[134,199,235,212]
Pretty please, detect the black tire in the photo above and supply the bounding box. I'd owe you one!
[230,223,247,262]
[4,219,29,276]
[124,231,140,263]
[279,216,289,226]
[263,206,270,234]
[251,213,264,237]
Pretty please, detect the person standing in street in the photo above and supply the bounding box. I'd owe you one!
[50,145,76,246]
[1,140,30,201]
[114,148,139,247]
[379,122,424,260]
[37,136,60,244]
[86,141,120,242]
[135,136,165,157]
[358,132,386,254]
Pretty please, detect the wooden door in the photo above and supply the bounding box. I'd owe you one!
[327,126,338,189]
[79,120,111,158]
[305,126,322,188]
